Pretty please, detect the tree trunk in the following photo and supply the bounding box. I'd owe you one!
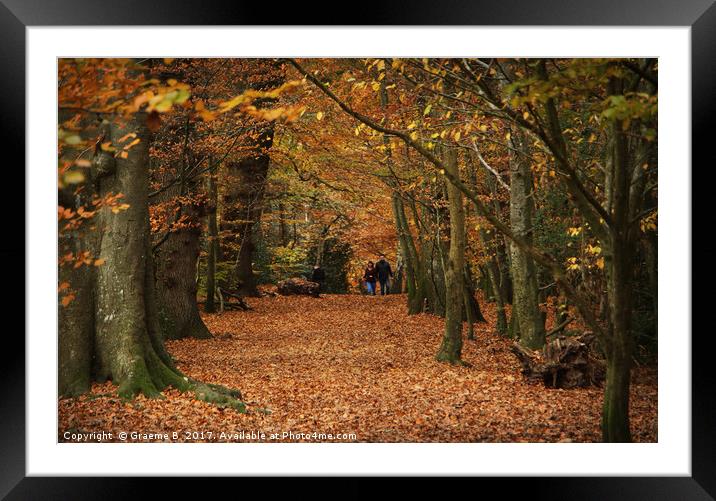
[507,128,546,349]
[152,155,212,340]
[392,191,423,307]
[205,163,218,313]
[222,139,271,296]
[58,113,242,409]
[278,201,288,247]
[436,147,465,365]
[58,227,95,396]
[154,201,212,340]
[481,229,508,335]
[602,238,634,442]
[601,88,636,442]
[463,265,487,323]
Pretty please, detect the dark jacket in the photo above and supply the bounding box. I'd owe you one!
[363,267,377,283]
[311,267,326,282]
[375,259,393,281]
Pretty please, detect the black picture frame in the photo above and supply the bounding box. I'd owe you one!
[3,0,712,498]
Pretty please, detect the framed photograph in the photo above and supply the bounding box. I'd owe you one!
[5,0,712,497]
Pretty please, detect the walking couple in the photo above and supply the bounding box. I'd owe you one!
[363,254,393,296]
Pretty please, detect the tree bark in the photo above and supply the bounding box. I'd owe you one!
[436,147,466,365]
[600,82,637,441]
[58,113,242,409]
[507,128,546,349]
[154,202,212,340]
[392,192,424,309]
[152,153,212,340]
[205,162,218,313]
[221,128,273,297]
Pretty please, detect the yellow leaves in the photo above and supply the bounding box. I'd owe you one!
[407,122,417,130]
[453,131,461,141]
[64,135,82,146]
[640,210,657,233]
[586,244,602,255]
[111,203,130,214]
[523,111,530,120]
[140,84,191,114]
[595,257,605,270]
[423,104,432,116]
[567,227,582,237]
[505,132,512,142]
[217,80,303,116]
[371,81,381,92]
[566,257,580,271]
[315,111,324,121]
[410,131,419,141]
[63,171,85,185]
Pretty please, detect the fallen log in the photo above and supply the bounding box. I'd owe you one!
[510,334,605,389]
[277,277,321,297]
[217,287,251,312]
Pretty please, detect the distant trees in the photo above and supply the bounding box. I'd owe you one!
[58,57,657,443]
[290,57,657,442]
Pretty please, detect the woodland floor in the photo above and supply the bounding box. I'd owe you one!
[58,294,658,442]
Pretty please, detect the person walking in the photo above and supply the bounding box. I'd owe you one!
[363,261,377,296]
[375,254,393,296]
[311,264,326,293]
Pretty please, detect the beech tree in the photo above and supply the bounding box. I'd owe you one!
[289,57,657,442]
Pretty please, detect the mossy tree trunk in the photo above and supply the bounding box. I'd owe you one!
[58,113,242,409]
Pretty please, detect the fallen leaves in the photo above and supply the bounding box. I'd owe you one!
[58,294,657,443]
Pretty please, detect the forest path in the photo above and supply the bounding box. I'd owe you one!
[59,294,657,442]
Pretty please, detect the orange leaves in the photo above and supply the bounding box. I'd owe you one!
[193,100,216,122]
[58,294,657,443]
[60,293,76,307]
[195,79,304,124]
